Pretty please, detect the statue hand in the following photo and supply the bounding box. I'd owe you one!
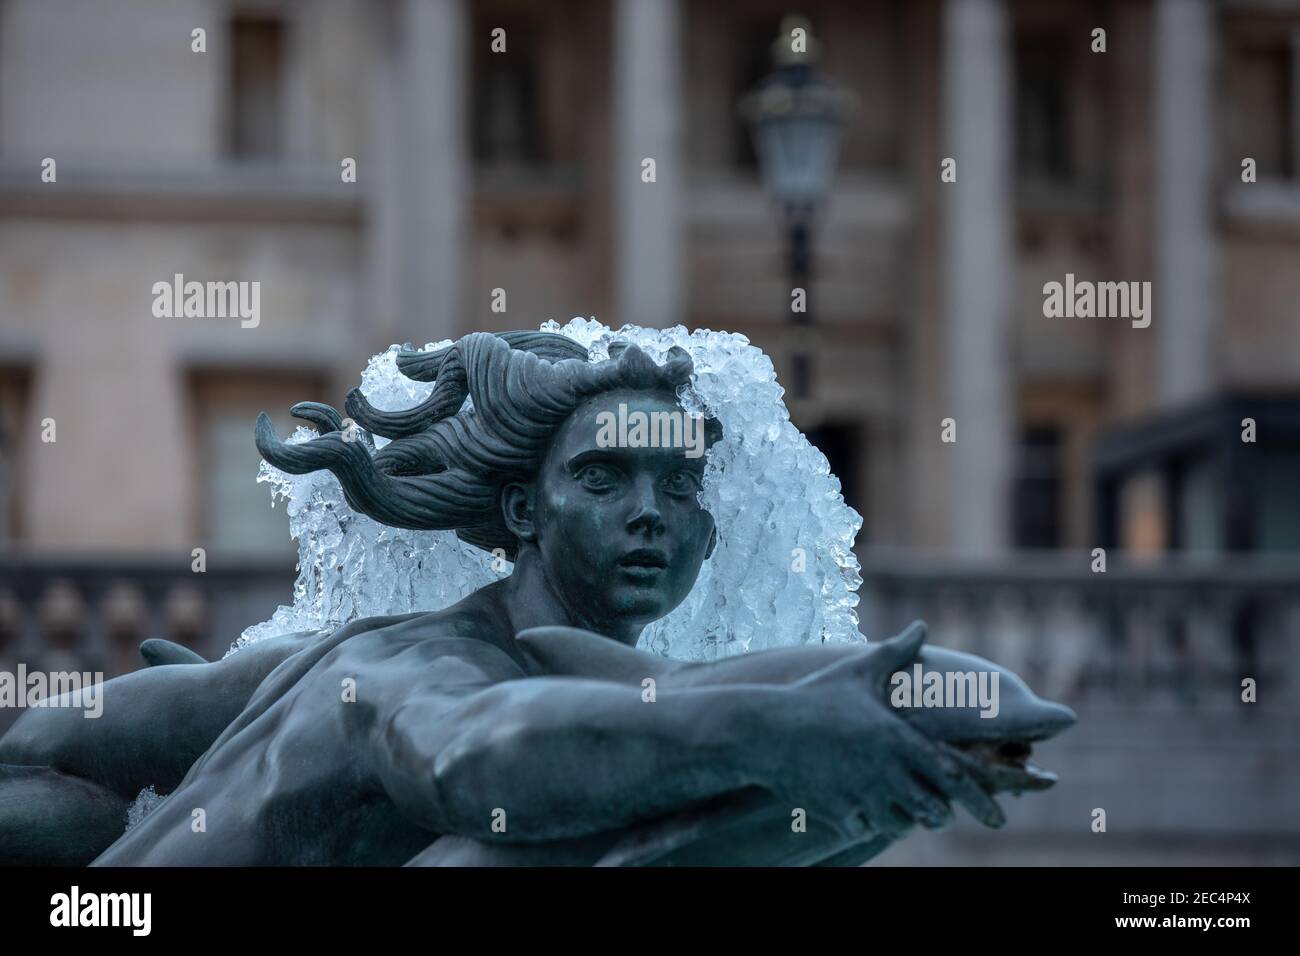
[770,623,1006,841]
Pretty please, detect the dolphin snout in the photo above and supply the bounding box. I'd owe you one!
[1031,701,1077,740]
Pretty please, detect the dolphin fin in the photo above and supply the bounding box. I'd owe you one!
[139,639,207,667]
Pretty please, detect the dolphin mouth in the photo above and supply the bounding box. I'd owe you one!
[946,737,1058,794]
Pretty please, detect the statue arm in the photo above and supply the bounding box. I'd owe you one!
[374,666,786,843]
[505,623,1005,838]
[515,620,921,691]
[373,627,1003,846]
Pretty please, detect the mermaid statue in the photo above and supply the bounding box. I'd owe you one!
[0,321,1074,865]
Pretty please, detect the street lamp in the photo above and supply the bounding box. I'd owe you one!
[740,16,852,400]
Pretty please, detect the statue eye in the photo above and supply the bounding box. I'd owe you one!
[576,463,618,491]
[662,470,701,497]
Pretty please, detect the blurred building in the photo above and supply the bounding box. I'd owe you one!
[0,0,1297,862]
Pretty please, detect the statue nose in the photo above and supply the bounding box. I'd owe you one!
[626,477,666,537]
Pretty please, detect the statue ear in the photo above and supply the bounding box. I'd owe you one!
[501,482,537,544]
[705,526,717,560]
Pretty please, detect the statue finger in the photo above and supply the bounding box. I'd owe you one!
[823,803,871,842]
[900,776,954,830]
[867,798,914,839]
[896,727,1006,829]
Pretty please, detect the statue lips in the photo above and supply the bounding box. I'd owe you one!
[616,547,670,583]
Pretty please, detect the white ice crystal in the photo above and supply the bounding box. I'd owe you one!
[125,785,165,831]
[232,320,864,661]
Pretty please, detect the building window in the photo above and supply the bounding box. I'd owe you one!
[1015,34,1072,183]
[1257,448,1300,552]
[0,373,29,543]
[731,18,784,169]
[472,21,545,168]
[227,16,286,159]
[1226,39,1294,180]
[192,374,321,557]
[1013,425,1063,549]
[803,422,862,526]
[203,413,296,555]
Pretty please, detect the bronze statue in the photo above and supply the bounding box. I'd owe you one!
[0,330,1074,865]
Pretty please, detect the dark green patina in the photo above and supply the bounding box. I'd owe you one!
[0,330,1074,865]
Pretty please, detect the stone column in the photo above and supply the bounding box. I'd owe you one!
[1154,0,1217,407]
[1293,28,1300,182]
[942,0,1013,555]
[365,5,403,348]
[396,0,467,345]
[613,0,684,329]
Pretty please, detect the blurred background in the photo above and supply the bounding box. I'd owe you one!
[0,0,1297,864]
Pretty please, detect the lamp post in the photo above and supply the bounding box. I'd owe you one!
[740,16,851,401]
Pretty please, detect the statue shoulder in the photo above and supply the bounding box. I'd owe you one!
[297,602,527,697]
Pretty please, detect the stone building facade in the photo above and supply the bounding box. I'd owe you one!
[0,0,1298,863]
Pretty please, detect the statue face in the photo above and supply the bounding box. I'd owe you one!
[527,388,717,636]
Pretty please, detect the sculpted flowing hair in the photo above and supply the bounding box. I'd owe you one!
[255,330,712,559]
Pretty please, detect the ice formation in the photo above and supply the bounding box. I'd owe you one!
[234,319,864,661]
[125,785,165,831]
